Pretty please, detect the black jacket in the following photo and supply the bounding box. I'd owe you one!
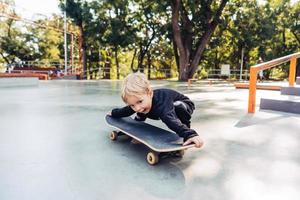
[111,88,198,141]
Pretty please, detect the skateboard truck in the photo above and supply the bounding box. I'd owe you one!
[109,130,185,165]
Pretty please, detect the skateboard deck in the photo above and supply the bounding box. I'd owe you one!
[105,115,195,165]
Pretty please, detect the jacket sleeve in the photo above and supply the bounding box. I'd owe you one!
[134,113,147,121]
[111,106,135,118]
[160,111,198,142]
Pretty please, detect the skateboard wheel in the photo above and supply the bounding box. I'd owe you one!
[110,131,118,141]
[147,152,159,165]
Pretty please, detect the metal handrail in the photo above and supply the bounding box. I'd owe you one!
[248,52,300,113]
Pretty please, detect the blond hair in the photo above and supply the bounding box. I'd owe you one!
[121,72,152,103]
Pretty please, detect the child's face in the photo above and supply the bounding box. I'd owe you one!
[126,92,153,114]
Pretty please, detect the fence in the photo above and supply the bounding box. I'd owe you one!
[81,67,172,80]
[3,61,82,74]
[203,69,249,80]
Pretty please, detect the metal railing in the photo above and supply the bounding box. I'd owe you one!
[204,69,249,80]
[248,52,300,113]
[3,61,82,75]
[80,67,172,80]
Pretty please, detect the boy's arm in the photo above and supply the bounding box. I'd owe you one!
[182,135,203,148]
[134,113,147,121]
[160,111,198,142]
[111,106,135,118]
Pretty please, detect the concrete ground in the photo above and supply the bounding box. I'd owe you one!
[0,80,299,200]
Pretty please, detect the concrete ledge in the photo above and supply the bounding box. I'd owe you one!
[281,86,300,96]
[53,75,78,80]
[260,96,300,114]
[0,77,39,87]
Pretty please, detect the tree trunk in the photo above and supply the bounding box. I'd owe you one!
[171,0,228,81]
[171,0,189,81]
[189,22,219,77]
[103,61,111,79]
[0,52,10,64]
[172,39,180,74]
[291,31,300,45]
[104,50,112,79]
[282,28,286,49]
[189,0,228,78]
[114,45,120,79]
[147,52,151,79]
[138,44,145,73]
[137,28,156,74]
[130,48,137,72]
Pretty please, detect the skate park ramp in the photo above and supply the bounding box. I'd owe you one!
[0,80,299,200]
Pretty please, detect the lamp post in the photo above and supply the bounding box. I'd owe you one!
[239,47,244,81]
[64,0,68,75]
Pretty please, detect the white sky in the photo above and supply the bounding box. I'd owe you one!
[13,0,299,19]
[14,0,61,18]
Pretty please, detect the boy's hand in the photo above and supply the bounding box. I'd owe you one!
[183,136,204,148]
[107,111,112,116]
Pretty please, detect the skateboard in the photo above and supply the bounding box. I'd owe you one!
[105,115,195,165]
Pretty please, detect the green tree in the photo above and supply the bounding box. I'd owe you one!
[0,18,40,64]
[27,17,63,62]
[170,0,229,81]
[102,0,136,79]
[288,1,300,46]
[130,0,167,75]
[60,0,93,75]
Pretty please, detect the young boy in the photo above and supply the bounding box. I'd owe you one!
[109,72,203,148]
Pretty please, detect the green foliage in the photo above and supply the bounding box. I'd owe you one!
[0,18,40,63]
[1,0,300,80]
[0,3,64,65]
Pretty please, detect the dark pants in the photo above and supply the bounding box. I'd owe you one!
[174,101,193,128]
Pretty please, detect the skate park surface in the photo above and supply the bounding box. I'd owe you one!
[0,80,299,200]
